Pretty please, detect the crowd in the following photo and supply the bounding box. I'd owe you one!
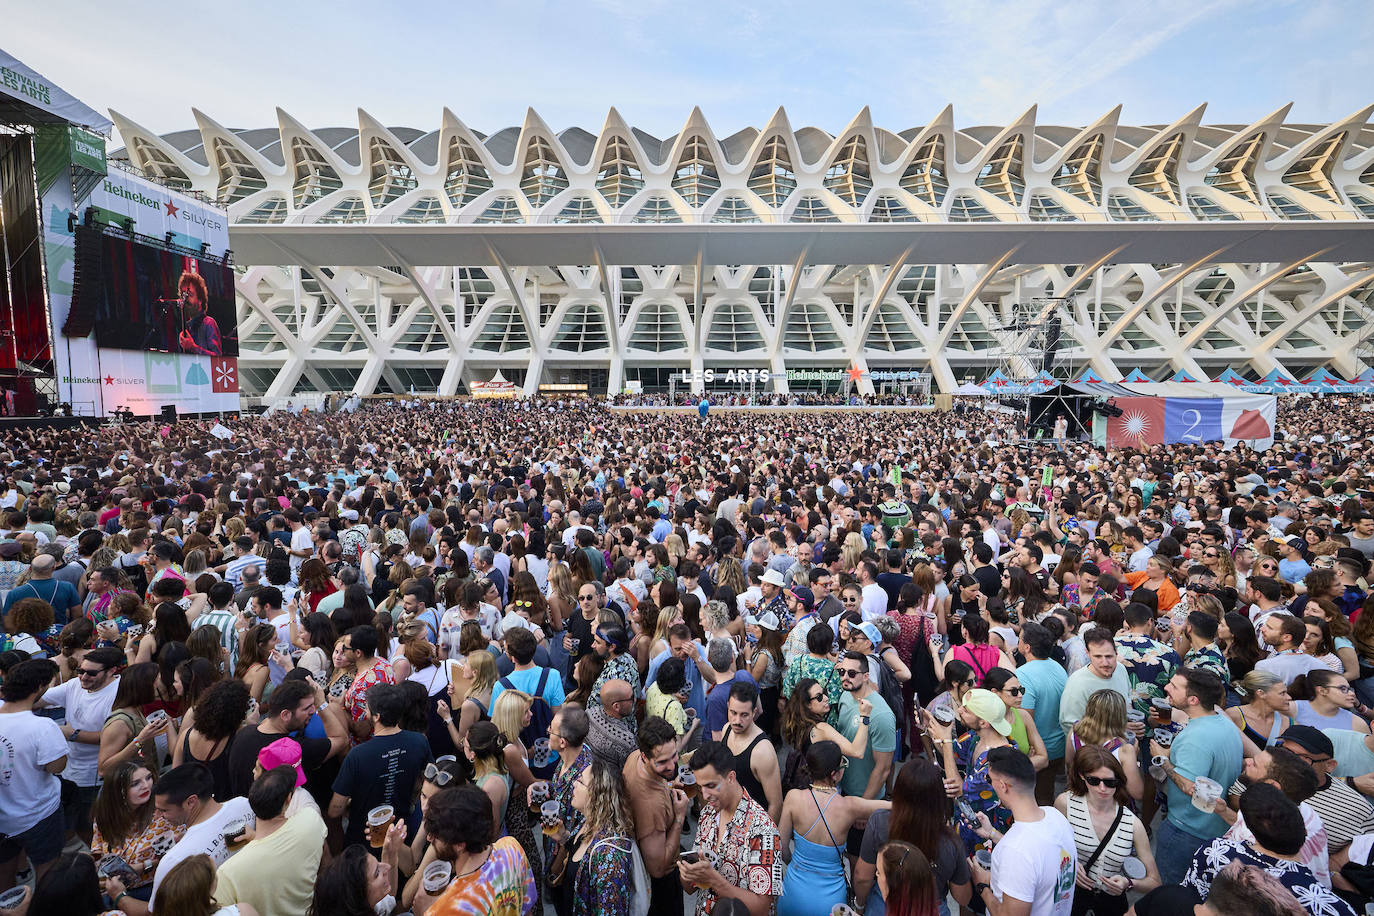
[0,395,1373,916]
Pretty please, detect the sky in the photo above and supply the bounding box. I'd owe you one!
[7,0,1374,145]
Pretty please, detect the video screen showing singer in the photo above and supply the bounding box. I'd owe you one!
[173,270,222,356]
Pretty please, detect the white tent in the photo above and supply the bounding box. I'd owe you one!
[955,382,991,396]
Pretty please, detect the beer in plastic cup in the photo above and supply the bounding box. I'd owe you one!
[677,766,699,798]
[422,860,453,894]
[0,886,29,909]
[528,781,550,813]
[831,905,860,916]
[1150,697,1172,727]
[146,709,169,729]
[540,800,562,830]
[1191,776,1222,812]
[367,805,394,848]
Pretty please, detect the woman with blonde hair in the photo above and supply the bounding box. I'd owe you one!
[714,557,747,600]
[491,688,543,911]
[842,532,866,574]
[1223,669,1293,755]
[1067,689,1142,800]
[437,649,495,749]
[648,604,683,658]
[547,561,577,635]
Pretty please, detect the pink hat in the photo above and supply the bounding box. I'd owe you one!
[258,737,306,788]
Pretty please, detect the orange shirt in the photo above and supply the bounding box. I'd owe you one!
[1124,571,1180,612]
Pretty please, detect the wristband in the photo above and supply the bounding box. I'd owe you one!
[115,891,131,904]
[974,882,990,897]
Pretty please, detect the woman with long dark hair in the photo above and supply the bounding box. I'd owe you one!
[1219,611,1265,684]
[309,844,399,916]
[91,762,184,902]
[854,757,971,916]
[234,622,277,703]
[98,661,169,778]
[779,677,872,791]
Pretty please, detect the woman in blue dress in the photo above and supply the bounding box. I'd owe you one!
[777,741,892,916]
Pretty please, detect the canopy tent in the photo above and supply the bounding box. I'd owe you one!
[1121,368,1154,383]
[0,48,112,133]
[955,382,991,396]
[1170,368,1209,383]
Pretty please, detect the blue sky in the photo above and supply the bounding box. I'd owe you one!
[8,0,1374,142]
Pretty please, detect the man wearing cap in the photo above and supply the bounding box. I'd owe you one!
[587,624,641,709]
[1273,726,1374,890]
[1278,537,1312,585]
[780,585,818,665]
[847,621,911,687]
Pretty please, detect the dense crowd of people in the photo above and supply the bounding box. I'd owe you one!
[0,395,1373,916]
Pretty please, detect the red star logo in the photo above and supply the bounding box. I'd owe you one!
[1275,377,1292,386]
[847,364,865,383]
[1227,377,1245,386]
[103,375,114,385]
[165,201,179,218]
[992,378,1008,387]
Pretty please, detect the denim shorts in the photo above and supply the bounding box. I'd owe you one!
[0,806,66,867]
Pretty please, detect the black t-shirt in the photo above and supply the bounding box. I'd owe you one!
[973,564,1001,598]
[331,729,433,846]
[565,610,597,669]
[226,723,332,799]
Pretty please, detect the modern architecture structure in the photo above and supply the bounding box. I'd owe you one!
[110,104,1374,396]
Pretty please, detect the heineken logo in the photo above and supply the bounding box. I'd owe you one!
[0,66,51,106]
[102,179,163,212]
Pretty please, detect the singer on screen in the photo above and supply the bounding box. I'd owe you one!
[175,270,222,355]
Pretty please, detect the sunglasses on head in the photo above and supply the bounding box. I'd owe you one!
[424,763,456,786]
[1083,775,1120,788]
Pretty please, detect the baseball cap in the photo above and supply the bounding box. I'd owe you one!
[258,737,306,788]
[787,585,815,613]
[745,611,780,631]
[961,689,1011,737]
[340,508,359,522]
[853,622,882,646]
[1276,724,1334,758]
[760,568,786,588]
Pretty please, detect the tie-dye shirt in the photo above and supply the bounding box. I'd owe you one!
[430,836,536,916]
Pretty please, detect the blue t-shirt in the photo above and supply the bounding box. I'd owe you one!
[2,578,80,624]
[1165,713,1243,839]
[491,665,566,710]
[703,670,757,739]
[646,643,708,715]
[1017,658,1068,760]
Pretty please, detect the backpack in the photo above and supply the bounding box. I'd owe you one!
[868,652,907,742]
[592,836,650,916]
[501,668,558,778]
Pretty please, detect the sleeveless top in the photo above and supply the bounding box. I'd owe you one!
[181,728,236,801]
[1008,707,1032,757]
[730,731,770,806]
[1066,795,1137,886]
[1238,707,1289,749]
[952,643,999,683]
[1293,700,1356,732]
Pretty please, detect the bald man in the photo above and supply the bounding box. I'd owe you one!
[3,552,81,623]
[587,679,638,770]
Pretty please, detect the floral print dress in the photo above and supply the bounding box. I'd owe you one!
[92,812,187,890]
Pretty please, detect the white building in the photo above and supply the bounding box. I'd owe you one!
[110,104,1374,397]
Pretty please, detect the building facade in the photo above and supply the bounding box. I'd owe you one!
[109,104,1374,397]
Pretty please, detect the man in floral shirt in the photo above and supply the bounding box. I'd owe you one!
[1179,610,1230,687]
[1114,603,1180,729]
[340,624,394,742]
[681,741,783,916]
[588,625,641,708]
[1183,784,1354,916]
[1060,562,1108,619]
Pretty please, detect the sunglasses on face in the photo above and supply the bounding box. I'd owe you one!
[1001,686,1025,696]
[836,667,864,678]
[77,667,105,678]
[579,594,597,601]
[1083,775,1120,788]
[808,693,827,703]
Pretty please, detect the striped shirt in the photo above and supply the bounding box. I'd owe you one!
[224,554,263,589]
[196,608,239,671]
[1306,776,1374,852]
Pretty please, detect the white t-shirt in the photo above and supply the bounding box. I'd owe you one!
[289,526,313,574]
[150,796,253,911]
[860,582,888,621]
[42,676,119,787]
[990,807,1077,916]
[0,709,67,835]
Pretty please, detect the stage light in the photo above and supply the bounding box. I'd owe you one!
[223,249,234,267]
[200,242,210,256]
[67,212,77,233]
[122,217,134,234]
[83,206,95,227]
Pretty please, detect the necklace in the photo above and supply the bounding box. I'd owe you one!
[455,846,493,878]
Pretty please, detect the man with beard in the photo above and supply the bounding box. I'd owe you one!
[413,784,535,916]
[624,716,691,916]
